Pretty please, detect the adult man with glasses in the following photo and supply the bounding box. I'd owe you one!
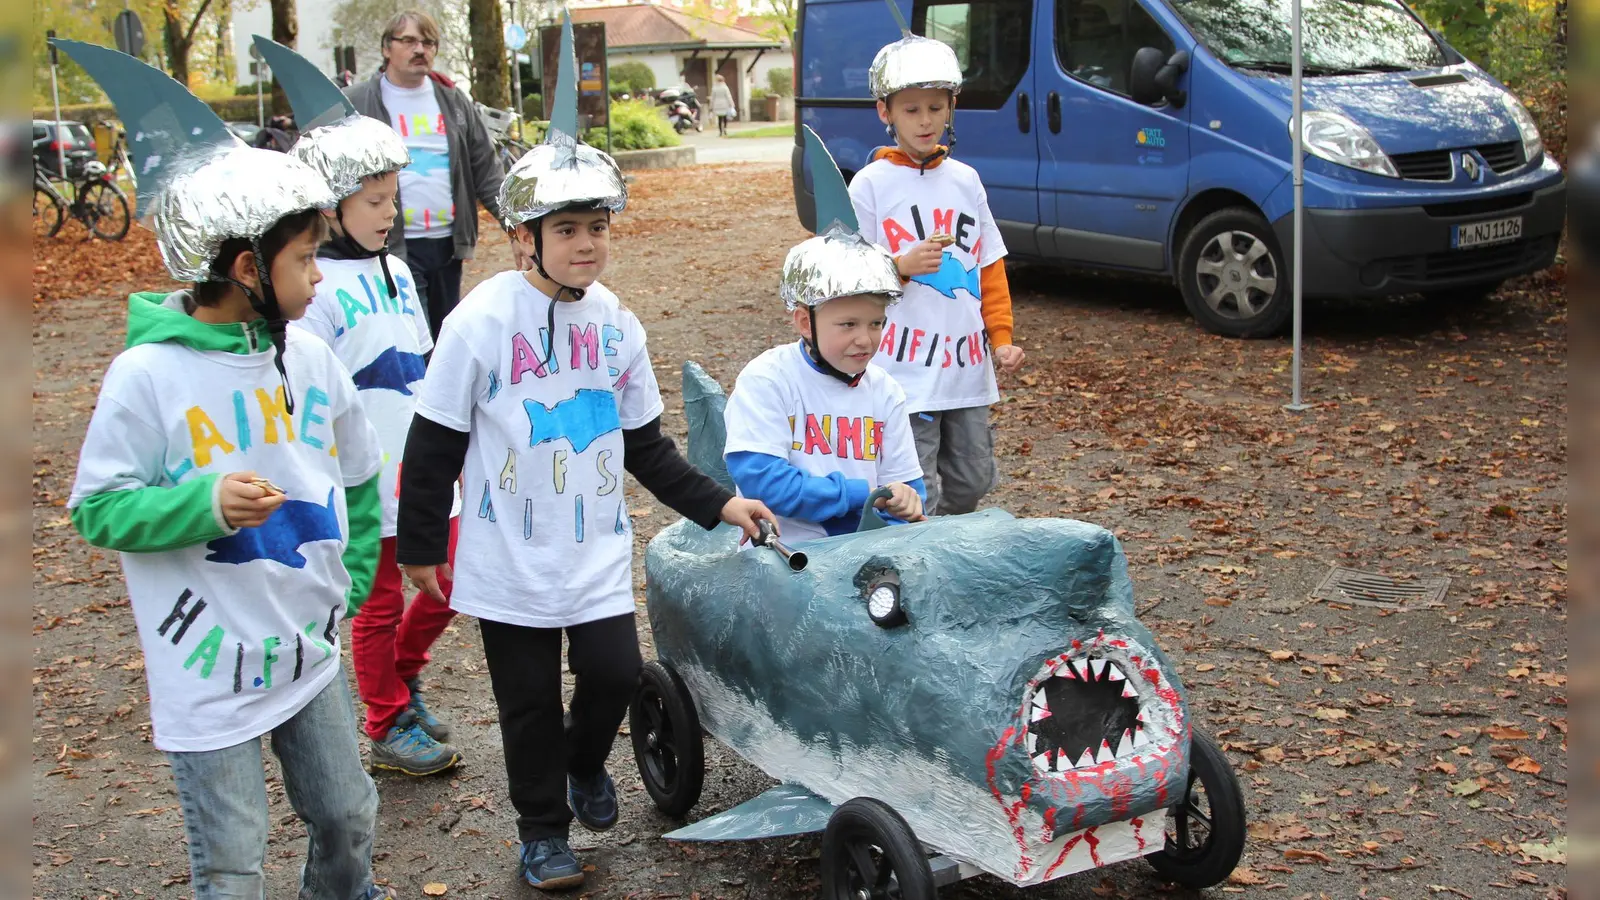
[344,9,508,338]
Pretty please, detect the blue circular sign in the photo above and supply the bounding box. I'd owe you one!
[504,23,529,51]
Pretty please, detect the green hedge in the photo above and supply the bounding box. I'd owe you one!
[35,96,264,124]
[767,67,794,98]
[597,98,681,151]
[609,61,656,96]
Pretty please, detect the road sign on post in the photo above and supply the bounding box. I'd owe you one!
[113,10,145,58]
[539,20,607,131]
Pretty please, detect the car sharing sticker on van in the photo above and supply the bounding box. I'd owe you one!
[1135,128,1166,148]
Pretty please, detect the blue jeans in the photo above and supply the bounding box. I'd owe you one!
[166,671,379,900]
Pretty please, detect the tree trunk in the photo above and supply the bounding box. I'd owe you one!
[269,0,298,117]
[162,0,192,86]
[469,0,510,109]
[214,0,235,84]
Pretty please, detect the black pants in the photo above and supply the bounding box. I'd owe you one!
[403,236,463,340]
[479,613,643,842]
[717,114,729,136]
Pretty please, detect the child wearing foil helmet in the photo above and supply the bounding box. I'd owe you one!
[393,13,775,891]
[57,40,392,900]
[255,36,466,780]
[849,17,1026,517]
[724,127,926,542]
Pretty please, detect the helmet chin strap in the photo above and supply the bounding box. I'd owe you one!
[223,239,295,413]
[333,205,398,299]
[528,219,588,373]
[804,306,864,387]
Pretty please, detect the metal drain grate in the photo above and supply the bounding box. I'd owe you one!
[1310,567,1450,609]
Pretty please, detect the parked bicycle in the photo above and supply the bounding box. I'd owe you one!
[34,158,131,241]
[477,103,534,173]
[101,122,136,193]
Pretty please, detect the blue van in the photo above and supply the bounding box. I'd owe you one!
[793,0,1566,336]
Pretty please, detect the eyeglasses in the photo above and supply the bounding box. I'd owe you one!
[388,35,439,50]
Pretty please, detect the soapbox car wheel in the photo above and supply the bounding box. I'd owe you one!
[821,798,936,900]
[1148,730,1247,889]
[629,660,705,818]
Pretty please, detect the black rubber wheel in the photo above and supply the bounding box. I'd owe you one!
[1148,730,1247,889]
[34,186,63,238]
[820,798,936,900]
[629,660,704,819]
[1177,207,1291,338]
[80,181,131,241]
[1423,279,1503,306]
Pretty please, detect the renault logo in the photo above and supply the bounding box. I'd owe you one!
[1461,152,1481,181]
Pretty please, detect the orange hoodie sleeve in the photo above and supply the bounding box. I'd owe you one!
[979,258,1014,347]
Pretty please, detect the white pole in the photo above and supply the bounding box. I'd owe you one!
[50,48,67,188]
[1285,0,1308,413]
[258,62,266,127]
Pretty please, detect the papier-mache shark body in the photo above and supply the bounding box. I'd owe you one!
[642,363,1193,887]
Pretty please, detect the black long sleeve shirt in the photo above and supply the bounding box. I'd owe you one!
[395,413,733,566]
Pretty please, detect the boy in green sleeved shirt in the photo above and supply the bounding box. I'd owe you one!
[58,38,392,900]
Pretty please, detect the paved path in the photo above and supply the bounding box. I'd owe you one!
[680,120,794,164]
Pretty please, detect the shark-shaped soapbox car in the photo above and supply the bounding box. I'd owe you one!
[632,364,1246,897]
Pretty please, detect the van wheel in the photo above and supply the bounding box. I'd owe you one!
[1178,208,1291,338]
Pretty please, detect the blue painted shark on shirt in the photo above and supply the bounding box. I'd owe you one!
[524,389,621,454]
[351,347,427,395]
[205,487,342,568]
[406,149,449,178]
[912,252,980,300]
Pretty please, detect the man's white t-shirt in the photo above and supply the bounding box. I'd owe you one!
[849,157,1007,412]
[67,314,383,752]
[723,341,923,543]
[379,75,454,240]
[294,255,461,536]
[414,271,664,627]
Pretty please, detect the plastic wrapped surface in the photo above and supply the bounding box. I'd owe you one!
[868,34,965,99]
[289,115,411,201]
[152,144,337,281]
[643,365,1190,886]
[665,784,834,841]
[780,225,902,311]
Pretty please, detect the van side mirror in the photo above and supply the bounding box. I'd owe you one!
[1130,48,1190,108]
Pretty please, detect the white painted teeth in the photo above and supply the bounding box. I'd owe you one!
[1032,691,1049,710]
[1031,703,1051,722]
[1121,683,1137,699]
[1134,728,1150,748]
[1025,657,1156,775]
[1025,732,1038,753]
[1107,665,1125,682]
[1077,749,1097,769]
[1116,729,1134,758]
[1096,742,1115,764]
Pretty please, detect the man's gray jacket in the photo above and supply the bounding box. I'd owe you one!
[345,70,505,262]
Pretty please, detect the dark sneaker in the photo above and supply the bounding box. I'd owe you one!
[369,715,461,776]
[519,837,583,890]
[405,676,452,742]
[567,768,618,832]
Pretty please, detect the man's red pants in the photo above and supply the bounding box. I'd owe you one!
[351,519,459,741]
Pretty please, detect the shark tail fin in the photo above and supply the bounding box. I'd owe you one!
[682,361,734,494]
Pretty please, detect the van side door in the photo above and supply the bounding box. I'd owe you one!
[1037,0,1193,270]
[913,0,1043,254]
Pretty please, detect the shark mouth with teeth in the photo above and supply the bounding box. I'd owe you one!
[1024,656,1152,774]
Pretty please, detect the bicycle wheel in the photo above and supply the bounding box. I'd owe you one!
[80,180,131,241]
[33,185,64,239]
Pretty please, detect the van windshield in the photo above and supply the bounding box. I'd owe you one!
[1171,0,1446,74]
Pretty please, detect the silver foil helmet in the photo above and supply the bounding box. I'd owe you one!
[153,143,337,282]
[289,114,411,201]
[780,225,902,312]
[498,128,628,227]
[868,34,964,100]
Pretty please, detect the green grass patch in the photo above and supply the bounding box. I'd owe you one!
[729,124,795,139]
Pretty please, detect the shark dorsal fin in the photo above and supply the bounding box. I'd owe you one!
[682,362,734,494]
[250,36,357,130]
[882,0,912,36]
[802,125,857,235]
[548,9,580,140]
[49,38,241,215]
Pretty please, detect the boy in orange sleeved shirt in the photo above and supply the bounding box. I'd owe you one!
[848,32,1024,515]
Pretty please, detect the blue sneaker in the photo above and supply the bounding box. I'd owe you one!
[369,714,461,776]
[568,768,618,832]
[357,887,396,899]
[405,676,452,742]
[519,837,584,890]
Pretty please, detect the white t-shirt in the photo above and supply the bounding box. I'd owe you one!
[380,75,454,239]
[723,341,923,543]
[68,318,383,753]
[849,157,1007,412]
[414,271,664,627]
[294,255,463,536]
